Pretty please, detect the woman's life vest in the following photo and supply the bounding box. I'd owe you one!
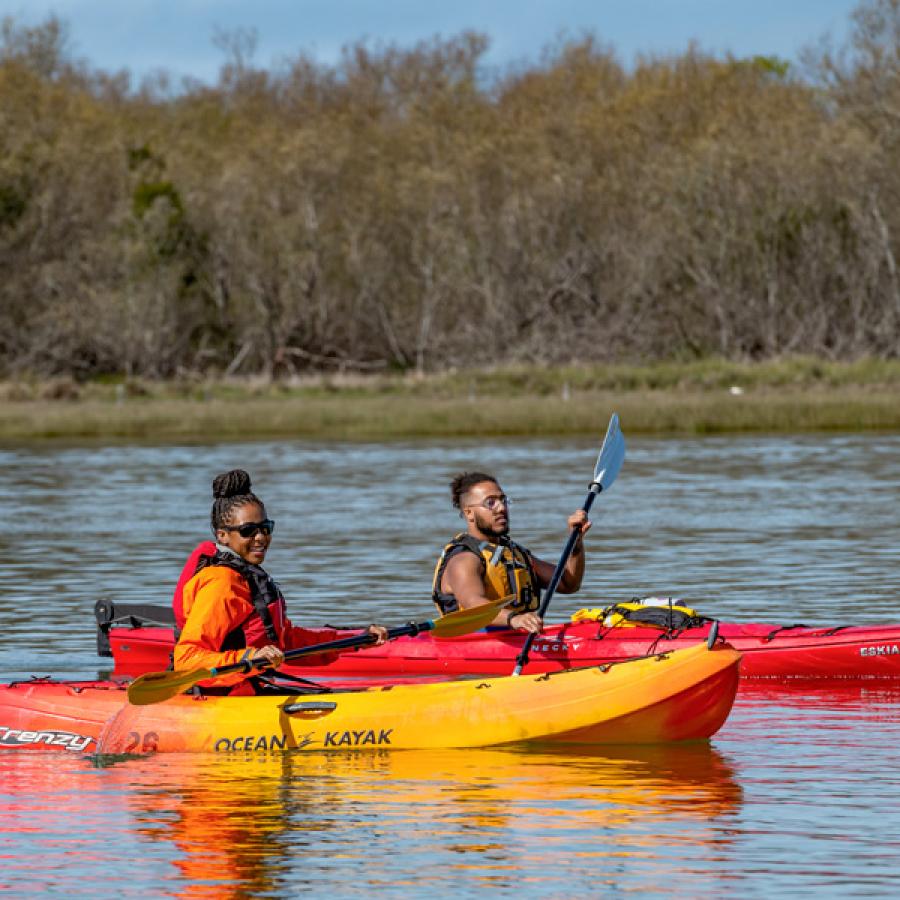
[432,533,541,616]
[194,550,283,650]
[173,541,282,650]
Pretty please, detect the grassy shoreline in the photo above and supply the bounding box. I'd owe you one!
[2,360,900,441]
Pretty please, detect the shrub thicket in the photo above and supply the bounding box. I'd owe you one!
[2,2,900,379]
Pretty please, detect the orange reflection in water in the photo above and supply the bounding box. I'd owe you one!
[101,743,743,897]
[1,742,743,895]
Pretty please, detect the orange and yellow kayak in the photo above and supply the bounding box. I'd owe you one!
[1,643,740,754]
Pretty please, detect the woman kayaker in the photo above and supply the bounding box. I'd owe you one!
[174,468,388,693]
[432,471,590,634]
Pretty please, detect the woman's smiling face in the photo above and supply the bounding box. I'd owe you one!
[215,501,273,565]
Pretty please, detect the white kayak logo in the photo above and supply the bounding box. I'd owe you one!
[0,725,94,752]
[859,645,900,657]
[531,640,582,654]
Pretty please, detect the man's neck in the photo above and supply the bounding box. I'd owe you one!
[469,526,509,544]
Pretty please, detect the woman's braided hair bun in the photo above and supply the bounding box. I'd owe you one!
[210,469,261,532]
[212,469,252,499]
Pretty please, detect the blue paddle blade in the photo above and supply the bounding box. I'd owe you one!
[593,413,626,490]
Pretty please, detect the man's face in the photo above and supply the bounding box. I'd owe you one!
[463,480,510,539]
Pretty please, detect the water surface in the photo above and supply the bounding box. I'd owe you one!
[2,434,899,895]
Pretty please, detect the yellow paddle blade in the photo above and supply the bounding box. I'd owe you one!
[431,594,514,638]
[127,666,214,707]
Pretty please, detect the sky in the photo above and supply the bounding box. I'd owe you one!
[0,0,861,84]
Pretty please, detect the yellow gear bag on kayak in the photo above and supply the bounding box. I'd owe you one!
[572,597,709,630]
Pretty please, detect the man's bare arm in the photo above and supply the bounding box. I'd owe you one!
[443,553,542,633]
[531,509,591,593]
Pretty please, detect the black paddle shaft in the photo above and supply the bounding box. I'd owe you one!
[512,482,602,676]
[213,621,431,678]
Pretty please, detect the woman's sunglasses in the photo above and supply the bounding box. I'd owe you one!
[222,519,275,538]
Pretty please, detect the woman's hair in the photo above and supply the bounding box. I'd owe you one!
[450,471,498,509]
[210,469,264,532]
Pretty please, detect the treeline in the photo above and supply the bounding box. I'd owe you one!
[2,2,900,380]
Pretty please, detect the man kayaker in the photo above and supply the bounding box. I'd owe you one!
[174,468,388,693]
[432,471,590,634]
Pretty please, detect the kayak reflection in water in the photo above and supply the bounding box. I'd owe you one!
[173,468,388,694]
[123,745,741,897]
[431,471,590,635]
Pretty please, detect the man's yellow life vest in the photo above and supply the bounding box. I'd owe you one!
[432,533,541,617]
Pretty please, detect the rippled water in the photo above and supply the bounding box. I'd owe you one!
[2,433,900,895]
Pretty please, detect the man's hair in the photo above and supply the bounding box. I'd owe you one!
[450,471,498,509]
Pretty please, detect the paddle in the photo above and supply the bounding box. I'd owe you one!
[512,412,626,676]
[127,594,514,706]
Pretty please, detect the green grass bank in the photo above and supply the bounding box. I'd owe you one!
[2,359,899,441]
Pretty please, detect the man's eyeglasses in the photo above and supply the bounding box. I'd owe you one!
[222,519,275,538]
[467,495,511,512]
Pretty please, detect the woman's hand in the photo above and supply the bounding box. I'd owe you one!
[367,624,389,645]
[250,644,285,670]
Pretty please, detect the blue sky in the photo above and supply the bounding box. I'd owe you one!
[0,0,860,83]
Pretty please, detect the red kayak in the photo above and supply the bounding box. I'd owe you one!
[96,600,900,681]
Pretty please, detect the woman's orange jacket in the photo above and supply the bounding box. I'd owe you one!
[174,566,340,688]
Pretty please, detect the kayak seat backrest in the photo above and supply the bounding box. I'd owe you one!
[94,598,176,657]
